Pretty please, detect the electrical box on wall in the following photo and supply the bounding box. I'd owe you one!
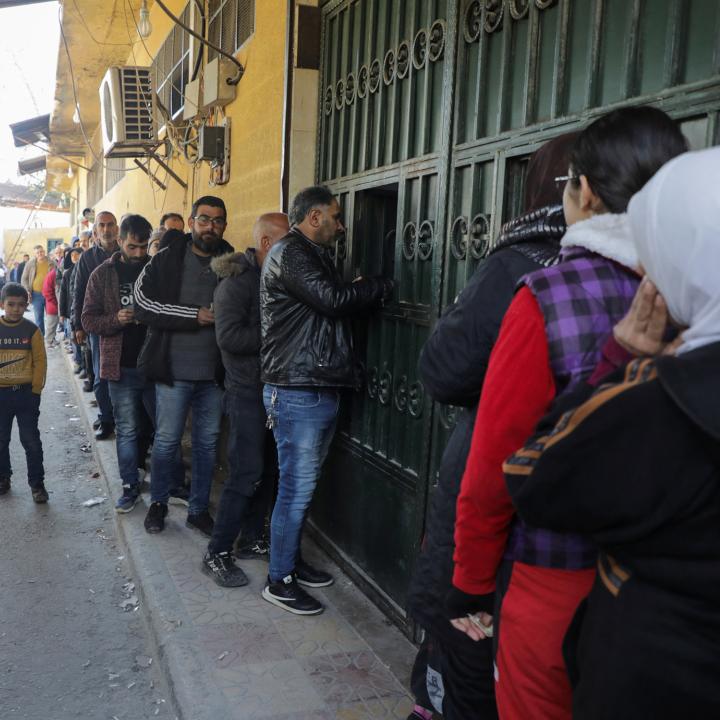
[202,57,237,109]
[198,125,225,162]
[183,79,200,120]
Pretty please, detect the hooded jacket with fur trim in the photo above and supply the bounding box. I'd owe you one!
[211,248,263,390]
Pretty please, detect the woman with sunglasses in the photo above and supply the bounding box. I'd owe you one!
[447,106,687,720]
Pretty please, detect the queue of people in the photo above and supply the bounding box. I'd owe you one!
[0,102,718,718]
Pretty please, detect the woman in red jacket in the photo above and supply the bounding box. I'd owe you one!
[447,107,688,719]
[41,266,59,348]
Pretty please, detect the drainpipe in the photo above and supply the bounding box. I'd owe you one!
[280,0,295,212]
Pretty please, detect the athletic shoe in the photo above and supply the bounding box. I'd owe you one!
[144,501,168,533]
[186,510,214,537]
[82,380,93,392]
[202,551,249,588]
[168,486,190,507]
[0,476,10,495]
[78,370,88,379]
[235,538,270,560]
[296,558,334,588]
[115,485,140,513]
[92,418,102,430]
[31,485,49,504]
[262,574,323,615]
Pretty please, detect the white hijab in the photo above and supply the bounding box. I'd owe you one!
[628,147,720,355]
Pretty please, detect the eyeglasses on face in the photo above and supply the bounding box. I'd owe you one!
[193,215,227,227]
[554,174,580,193]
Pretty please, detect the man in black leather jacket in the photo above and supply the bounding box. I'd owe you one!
[259,185,393,616]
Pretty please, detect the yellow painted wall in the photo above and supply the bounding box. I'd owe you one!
[80,0,288,250]
[3,226,75,263]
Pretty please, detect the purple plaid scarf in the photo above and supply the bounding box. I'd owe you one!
[505,245,640,569]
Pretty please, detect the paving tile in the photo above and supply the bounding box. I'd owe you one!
[335,695,414,719]
[273,610,368,658]
[300,649,409,709]
[214,659,327,718]
[197,621,293,666]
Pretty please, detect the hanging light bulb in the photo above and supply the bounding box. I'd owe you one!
[67,165,74,179]
[138,0,153,39]
[72,105,80,124]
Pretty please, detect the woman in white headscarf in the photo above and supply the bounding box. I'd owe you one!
[503,146,720,720]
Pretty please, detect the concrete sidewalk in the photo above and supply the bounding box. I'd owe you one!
[65,351,417,720]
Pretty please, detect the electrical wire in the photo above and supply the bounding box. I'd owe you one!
[153,0,244,84]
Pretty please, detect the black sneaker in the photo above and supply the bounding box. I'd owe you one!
[296,558,334,588]
[186,510,214,537]
[82,380,93,392]
[235,538,270,560]
[144,502,168,534]
[202,551,249,588]
[92,418,102,430]
[0,476,10,495]
[31,485,49,504]
[168,486,190,507]
[262,574,324,615]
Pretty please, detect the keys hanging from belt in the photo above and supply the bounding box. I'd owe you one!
[265,388,278,430]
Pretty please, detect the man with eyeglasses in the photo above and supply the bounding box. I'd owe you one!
[134,196,234,536]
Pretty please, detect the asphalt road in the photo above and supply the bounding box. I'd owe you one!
[0,341,175,720]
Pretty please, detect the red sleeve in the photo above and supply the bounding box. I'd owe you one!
[588,335,634,386]
[452,286,556,595]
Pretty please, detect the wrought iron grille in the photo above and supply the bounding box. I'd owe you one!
[151,2,194,119]
[207,0,255,62]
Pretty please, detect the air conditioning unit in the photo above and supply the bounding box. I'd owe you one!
[99,66,159,158]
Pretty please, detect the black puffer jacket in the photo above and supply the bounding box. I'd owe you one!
[211,249,262,390]
[406,205,563,646]
[260,228,391,388]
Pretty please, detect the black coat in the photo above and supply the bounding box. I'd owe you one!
[406,205,564,644]
[211,249,262,390]
[134,234,234,385]
[72,244,112,331]
[506,343,720,720]
[260,228,390,388]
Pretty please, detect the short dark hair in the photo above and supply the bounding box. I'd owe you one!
[22,254,29,259]
[158,228,185,251]
[160,212,184,226]
[570,106,688,214]
[119,214,153,242]
[2,282,28,302]
[82,208,93,216]
[289,185,335,226]
[191,196,226,218]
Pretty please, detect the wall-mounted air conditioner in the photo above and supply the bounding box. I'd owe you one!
[99,66,159,158]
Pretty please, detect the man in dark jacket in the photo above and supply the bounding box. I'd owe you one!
[260,185,393,616]
[134,195,233,536]
[82,215,153,514]
[58,247,83,373]
[201,212,289,588]
[72,210,119,439]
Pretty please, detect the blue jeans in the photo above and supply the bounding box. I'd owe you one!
[151,380,223,515]
[263,385,339,581]
[208,385,278,555]
[31,292,45,336]
[89,333,114,424]
[108,368,155,488]
[0,385,44,487]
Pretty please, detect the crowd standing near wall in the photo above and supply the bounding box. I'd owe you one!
[3,112,720,719]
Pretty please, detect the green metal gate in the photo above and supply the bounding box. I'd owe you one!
[313,0,720,627]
